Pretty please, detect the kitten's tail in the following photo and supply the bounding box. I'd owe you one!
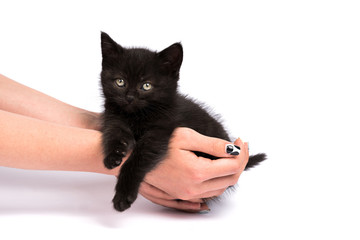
[245,153,267,170]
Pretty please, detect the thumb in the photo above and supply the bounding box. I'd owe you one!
[173,128,235,158]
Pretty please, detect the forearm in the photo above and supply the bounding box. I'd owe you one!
[0,74,99,130]
[0,110,116,175]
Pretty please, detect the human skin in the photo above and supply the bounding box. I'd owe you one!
[0,74,249,212]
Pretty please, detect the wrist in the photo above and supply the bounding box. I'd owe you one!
[77,110,102,130]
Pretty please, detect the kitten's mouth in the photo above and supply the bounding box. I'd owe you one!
[123,104,136,112]
[122,103,142,113]
[119,99,147,113]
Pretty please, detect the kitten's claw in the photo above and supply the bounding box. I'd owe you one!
[115,149,127,157]
[120,140,128,147]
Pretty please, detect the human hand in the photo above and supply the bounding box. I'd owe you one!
[139,127,249,212]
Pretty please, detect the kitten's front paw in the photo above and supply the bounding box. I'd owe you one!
[112,190,138,212]
[104,152,124,169]
[104,140,130,169]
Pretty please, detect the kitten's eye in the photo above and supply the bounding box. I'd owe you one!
[142,83,152,91]
[115,78,125,87]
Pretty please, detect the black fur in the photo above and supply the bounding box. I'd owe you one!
[100,32,266,212]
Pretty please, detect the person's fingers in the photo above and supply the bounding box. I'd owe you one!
[197,138,248,181]
[197,157,240,181]
[185,198,205,203]
[141,191,202,211]
[245,142,250,169]
[139,182,173,200]
[234,138,249,171]
[144,130,250,205]
[184,138,248,199]
[199,174,239,195]
[193,188,228,200]
[172,128,235,158]
[140,186,210,212]
[140,182,205,203]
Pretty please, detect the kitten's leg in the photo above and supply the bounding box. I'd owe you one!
[112,128,173,212]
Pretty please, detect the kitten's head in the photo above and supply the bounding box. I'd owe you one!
[100,32,183,113]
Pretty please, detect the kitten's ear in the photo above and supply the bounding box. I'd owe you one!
[157,43,183,75]
[101,32,123,65]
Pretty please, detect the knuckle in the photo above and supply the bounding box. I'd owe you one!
[172,127,194,146]
[190,170,204,183]
[179,127,195,140]
[183,190,195,200]
[172,127,182,138]
[176,187,197,200]
[187,165,204,183]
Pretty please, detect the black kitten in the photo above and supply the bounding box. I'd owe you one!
[100,32,266,212]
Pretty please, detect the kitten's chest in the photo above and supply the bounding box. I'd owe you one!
[129,122,146,141]
[127,113,175,141]
[127,117,153,140]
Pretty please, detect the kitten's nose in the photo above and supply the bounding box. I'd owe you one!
[126,95,135,103]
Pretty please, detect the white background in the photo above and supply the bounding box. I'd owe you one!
[1,0,359,239]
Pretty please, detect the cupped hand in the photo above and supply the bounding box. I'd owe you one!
[139,127,249,212]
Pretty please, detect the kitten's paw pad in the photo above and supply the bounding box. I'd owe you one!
[104,139,133,169]
[104,152,123,169]
[112,192,138,212]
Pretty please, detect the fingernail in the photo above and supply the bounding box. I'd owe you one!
[226,144,241,155]
[199,209,211,214]
[199,203,211,214]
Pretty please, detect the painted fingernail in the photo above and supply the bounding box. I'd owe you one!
[226,144,241,155]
